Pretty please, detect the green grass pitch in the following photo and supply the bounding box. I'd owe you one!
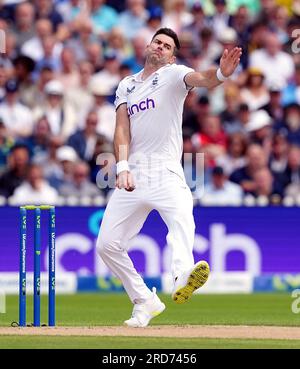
[0,293,300,348]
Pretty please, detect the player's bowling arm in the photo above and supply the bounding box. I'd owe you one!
[114,104,131,163]
[114,104,135,192]
[185,47,242,89]
[185,68,222,89]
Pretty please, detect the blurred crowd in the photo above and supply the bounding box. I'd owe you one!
[1,0,300,206]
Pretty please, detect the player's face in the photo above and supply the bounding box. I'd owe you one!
[146,34,176,65]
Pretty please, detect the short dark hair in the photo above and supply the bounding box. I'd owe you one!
[151,28,180,51]
[10,143,30,154]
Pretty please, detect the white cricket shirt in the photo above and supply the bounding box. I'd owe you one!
[114,63,194,170]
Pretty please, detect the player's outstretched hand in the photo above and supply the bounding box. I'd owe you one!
[220,47,242,78]
[116,171,136,192]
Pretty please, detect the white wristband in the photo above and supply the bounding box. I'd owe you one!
[216,68,228,82]
[116,160,130,175]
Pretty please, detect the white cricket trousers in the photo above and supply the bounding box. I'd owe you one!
[96,166,195,303]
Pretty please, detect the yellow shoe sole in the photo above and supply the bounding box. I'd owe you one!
[172,261,210,304]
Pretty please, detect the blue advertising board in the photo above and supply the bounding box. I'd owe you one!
[0,206,299,276]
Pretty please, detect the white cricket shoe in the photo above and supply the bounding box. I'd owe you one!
[172,260,210,304]
[124,288,166,328]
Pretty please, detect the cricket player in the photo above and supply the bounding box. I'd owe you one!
[97,28,242,327]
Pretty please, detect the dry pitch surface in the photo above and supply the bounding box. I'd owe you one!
[1,325,300,340]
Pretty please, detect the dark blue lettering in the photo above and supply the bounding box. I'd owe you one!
[147,98,155,109]
[139,101,146,110]
[131,104,139,115]
[128,98,156,117]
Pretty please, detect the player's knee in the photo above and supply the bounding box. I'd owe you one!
[96,233,119,257]
[96,234,108,257]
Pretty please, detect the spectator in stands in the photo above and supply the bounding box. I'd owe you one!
[6,32,17,61]
[106,27,133,62]
[0,121,14,174]
[68,110,106,161]
[34,35,61,74]
[0,63,8,103]
[282,63,300,106]
[56,47,80,89]
[0,144,30,198]
[192,114,227,168]
[12,1,36,49]
[34,0,63,31]
[216,132,248,176]
[124,35,146,73]
[59,161,101,198]
[162,0,193,34]
[89,50,121,94]
[88,79,116,142]
[236,103,252,131]
[182,90,201,134]
[189,96,210,135]
[222,103,251,135]
[245,110,273,154]
[272,5,289,44]
[9,163,59,205]
[21,19,63,62]
[228,6,250,68]
[274,103,300,145]
[249,31,295,87]
[230,143,269,194]
[251,167,283,202]
[33,135,63,185]
[24,116,51,160]
[139,6,163,44]
[56,0,82,24]
[42,144,78,190]
[0,2,14,23]
[182,2,206,51]
[175,31,195,66]
[269,131,289,177]
[33,80,77,139]
[283,145,300,199]
[85,41,104,73]
[119,62,132,79]
[261,80,285,123]
[30,65,54,109]
[200,165,243,205]
[240,67,270,111]
[220,83,241,131]
[89,0,119,36]
[66,19,98,62]
[0,79,33,138]
[65,60,94,123]
[196,27,222,71]
[0,20,15,72]
[13,55,36,108]
[118,0,148,40]
[211,0,230,39]
[257,0,277,24]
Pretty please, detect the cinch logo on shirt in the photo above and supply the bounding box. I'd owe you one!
[127,98,155,117]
